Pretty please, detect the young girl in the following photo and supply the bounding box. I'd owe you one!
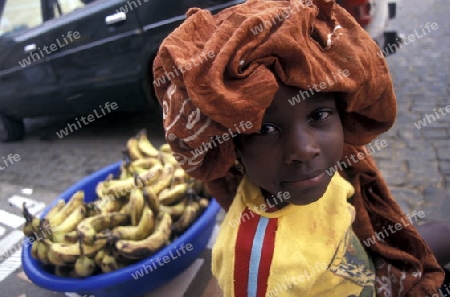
[152,0,448,295]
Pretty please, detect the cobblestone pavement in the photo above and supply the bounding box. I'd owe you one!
[374,0,450,220]
[0,0,448,296]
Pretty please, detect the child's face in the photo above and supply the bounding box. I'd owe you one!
[235,84,344,206]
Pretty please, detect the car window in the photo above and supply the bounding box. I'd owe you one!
[0,0,43,37]
[52,0,97,18]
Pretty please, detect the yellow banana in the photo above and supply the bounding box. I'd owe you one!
[94,249,106,267]
[129,188,145,226]
[53,205,86,233]
[159,143,172,153]
[159,183,188,206]
[48,191,84,227]
[145,163,174,195]
[37,240,51,265]
[31,241,40,260]
[143,187,160,215]
[101,239,122,273]
[47,238,107,264]
[130,157,160,170]
[171,168,186,186]
[199,198,210,209]
[160,198,187,221]
[77,213,130,244]
[113,205,155,240]
[126,137,144,160]
[74,239,97,277]
[45,200,65,220]
[105,163,163,197]
[52,230,78,244]
[115,212,172,260]
[119,160,132,180]
[172,200,202,234]
[159,152,179,168]
[137,129,160,158]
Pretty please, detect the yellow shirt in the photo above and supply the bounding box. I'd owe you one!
[212,173,376,297]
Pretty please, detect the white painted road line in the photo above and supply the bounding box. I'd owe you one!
[8,195,46,216]
[0,248,23,283]
[0,226,5,237]
[0,230,25,262]
[0,209,25,229]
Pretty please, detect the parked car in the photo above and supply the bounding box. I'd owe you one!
[0,0,400,142]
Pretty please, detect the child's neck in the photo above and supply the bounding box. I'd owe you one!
[260,188,289,212]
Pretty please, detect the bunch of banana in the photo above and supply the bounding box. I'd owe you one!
[23,129,213,279]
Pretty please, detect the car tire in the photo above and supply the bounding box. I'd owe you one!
[0,113,25,142]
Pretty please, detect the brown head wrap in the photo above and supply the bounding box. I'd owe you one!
[152,0,444,295]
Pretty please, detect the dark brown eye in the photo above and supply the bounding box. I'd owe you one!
[256,123,278,135]
[308,110,332,122]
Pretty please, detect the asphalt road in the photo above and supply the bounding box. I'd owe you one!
[0,0,448,296]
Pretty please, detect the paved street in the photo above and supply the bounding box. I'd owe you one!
[0,0,448,296]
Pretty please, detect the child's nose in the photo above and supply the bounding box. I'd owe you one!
[283,128,320,164]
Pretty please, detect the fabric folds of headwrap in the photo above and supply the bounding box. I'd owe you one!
[152,0,444,295]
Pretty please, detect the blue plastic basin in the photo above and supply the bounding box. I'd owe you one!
[22,161,220,297]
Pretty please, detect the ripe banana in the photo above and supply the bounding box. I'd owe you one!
[159,152,179,168]
[115,212,172,260]
[126,137,144,160]
[37,240,51,265]
[48,191,84,227]
[159,183,188,206]
[31,241,40,260]
[77,213,130,244]
[74,239,96,277]
[137,130,160,158]
[172,200,202,234]
[129,188,145,226]
[52,230,78,244]
[160,198,187,221]
[146,163,174,195]
[45,200,65,220]
[53,205,86,233]
[143,187,160,215]
[46,238,107,264]
[101,239,122,273]
[159,143,172,153]
[130,157,160,170]
[113,205,155,240]
[199,198,210,209]
[119,159,132,180]
[94,249,106,267]
[105,163,163,197]
[171,168,186,186]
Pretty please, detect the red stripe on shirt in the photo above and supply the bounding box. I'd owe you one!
[234,208,260,297]
[256,218,277,297]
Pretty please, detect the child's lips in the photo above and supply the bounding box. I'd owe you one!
[281,172,325,189]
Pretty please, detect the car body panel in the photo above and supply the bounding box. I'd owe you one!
[0,0,397,121]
